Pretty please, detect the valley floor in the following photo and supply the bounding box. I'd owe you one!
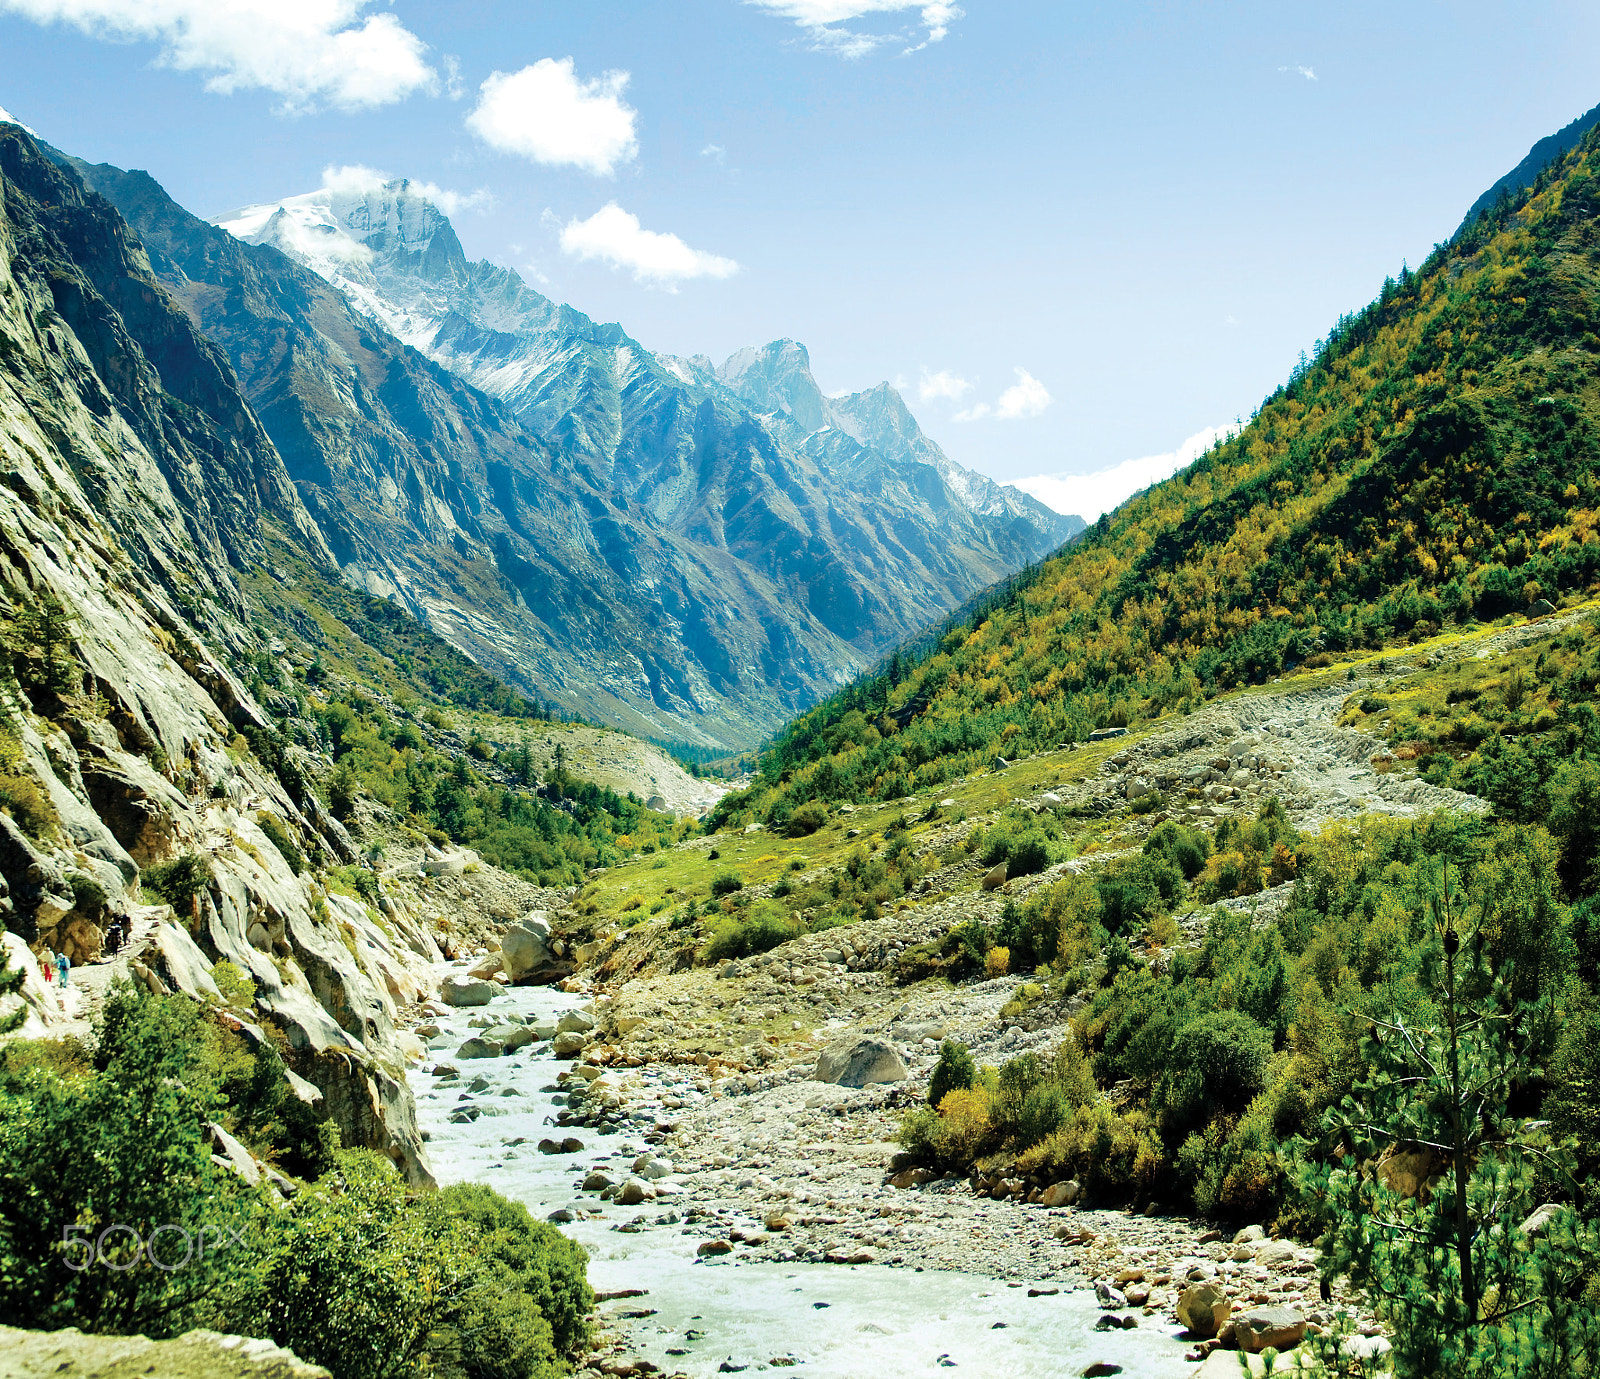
[405,617,1595,1372]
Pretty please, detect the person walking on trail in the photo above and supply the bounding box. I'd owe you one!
[41,949,55,986]
[56,949,70,987]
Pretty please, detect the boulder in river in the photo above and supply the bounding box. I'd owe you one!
[557,1009,596,1033]
[502,911,567,984]
[552,1031,587,1058]
[1176,1283,1231,1338]
[441,976,498,1007]
[814,1036,908,1087]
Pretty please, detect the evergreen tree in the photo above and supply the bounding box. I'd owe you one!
[1293,864,1600,1377]
[0,941,25,1035]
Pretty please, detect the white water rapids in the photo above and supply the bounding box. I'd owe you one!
[406,976,1194,1377]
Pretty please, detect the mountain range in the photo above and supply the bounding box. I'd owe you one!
[48,161,1077,751]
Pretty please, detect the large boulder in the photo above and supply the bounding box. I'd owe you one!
[552,1031,587,1058]
[557,1009,595,1034]
[441,975,498,1007]
[1176,1283,1232,1338]
[1233,1306,1307,1354]
[0,1324,331,1378]
[502,911,566,984]
[814,1036,908,1087]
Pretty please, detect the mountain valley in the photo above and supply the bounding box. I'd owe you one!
[4,83,1600,1379]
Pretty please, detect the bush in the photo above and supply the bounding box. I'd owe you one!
[330,865,378,905]
[1158,1010,1272,1125]
[704,902,798,961]
[67,873,107,917]
[256,813,305,874]
[211,960,256,1008]
[142,852,214,914]
[786,801,829,836]
[931,1086,994,1163]
[928,1041,977,1109]
[1007,830,1051,877]
[1143,819,1210,880]
[0,985,253,1335]
[0,770,55,839]
[709,870,744,897]
[436,1181,593,1360]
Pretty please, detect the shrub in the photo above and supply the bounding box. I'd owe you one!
[1007,830,1051,877]
[932,1086,994,1163]
[709,869,743,896]
[0,770,55,839]
[787,801,828,836]
[256,813,305,874]
[985,945,1011,978]
[436,1181,593,1360]
[1143,819,1211,880]
[1158,1010,1272,1125]
[1018,1082,1073,1145]
[211,960,257,1008]
[0,985,253,1335]
[928,1041,977,1109]
[142,852,214,914]
[67,873,107,917]
[330,865,378,905]
[704,902,798,961]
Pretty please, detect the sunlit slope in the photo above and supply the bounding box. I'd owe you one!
[728,127,1600,820]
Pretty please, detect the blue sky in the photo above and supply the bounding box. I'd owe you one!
[2,1,1598,516]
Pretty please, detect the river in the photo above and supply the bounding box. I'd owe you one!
[406,973,1196,1378]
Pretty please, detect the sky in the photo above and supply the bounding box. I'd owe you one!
[2,1,1599,518]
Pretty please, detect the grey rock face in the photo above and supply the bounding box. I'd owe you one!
[0,124,435,1186]
[814,1036,909,1087]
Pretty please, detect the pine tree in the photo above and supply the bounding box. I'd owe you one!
[1293,863,1600,1376]
[0,941,26,1035]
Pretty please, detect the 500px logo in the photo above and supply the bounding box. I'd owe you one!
[61,1223,249,1272]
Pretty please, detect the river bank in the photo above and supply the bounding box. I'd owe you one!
[405,969,1385,1377]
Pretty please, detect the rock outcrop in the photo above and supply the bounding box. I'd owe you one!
[0,122,433,1184]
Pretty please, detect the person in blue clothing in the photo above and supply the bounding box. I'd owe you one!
[56,949,69,987]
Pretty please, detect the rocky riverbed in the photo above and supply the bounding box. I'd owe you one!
[407,968,1388,1377]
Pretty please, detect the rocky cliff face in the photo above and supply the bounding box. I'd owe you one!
[0,123,432,1183]
[203,178,1081,739]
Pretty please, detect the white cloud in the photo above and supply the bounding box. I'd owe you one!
[954,366,1051,421]
[1013,423,1240,521]
[0,0,435,112]
[916,368,971,403]
[746,0,963,57]
[701,143,727,163]
[558,203,739,289]
[466,57,637,176]
[320,162,492,217]
[1278,64,1317,80]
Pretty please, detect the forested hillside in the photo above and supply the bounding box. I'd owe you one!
[720,123,1600,827]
